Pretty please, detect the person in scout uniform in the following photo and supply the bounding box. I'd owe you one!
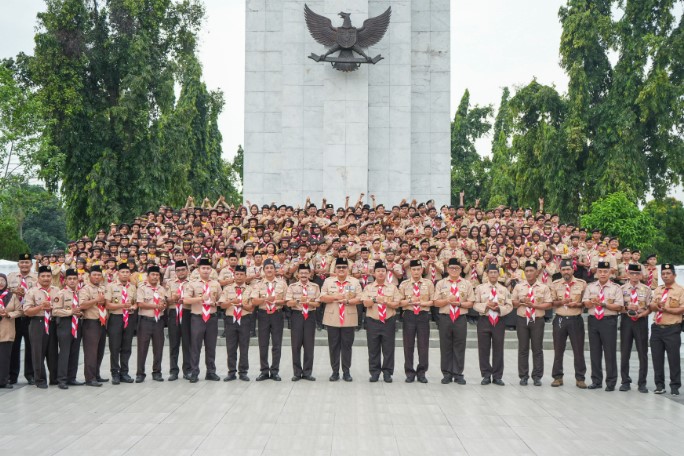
[166,260,192,381]
[7,252,36,385]
[105,263,138,384]
[285,263,321,381]
[135,265,166,383]
[619,264,651,393]
[52,269,83,389]
[219,265,254,382]
[0,273,23,389]
[78,265,108,387]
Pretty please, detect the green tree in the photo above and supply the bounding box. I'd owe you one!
[488,87,515,207]
[30,0,228,236]
[580,192,661,252]
[0,219,29,261]
[450,89,493,207]
[643,197,684,263]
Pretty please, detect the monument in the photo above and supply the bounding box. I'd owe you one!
[243,0,451,207]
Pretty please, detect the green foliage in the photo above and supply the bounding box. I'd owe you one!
[29,0,231,236]
[0,218,29,260]
[488,87,516,208]
[450,89,493,207]
[580,192,661,252]
[643,197,684,263]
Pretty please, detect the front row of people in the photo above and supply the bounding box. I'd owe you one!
[0,259,680,395]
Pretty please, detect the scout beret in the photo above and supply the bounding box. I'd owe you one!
[235,265,247,273]
[326,204,333,209]
[160,252,170,258]
[646,254,656,260]
[18,252,32,261]
[360,247,369,252]
[597,261,611,269]
[335,258,348,267]
[524,260,538,269]
[90,265,102,273]
[486,264,499,272]
[661,264,675,272]
[106,258,117,264]
[373,261,386,270]
[627,264,641,272]
[65,269,77,277]
[147,265,161,274]
[448,258,461,267]
[263,259,275,267]
[570,234,579,240]
[118,263,130,271]
[560,259,572,268]
[198,258,212,266]
[175,260,187,269]
[298,263,310,271]
[409,259,422,268]
[38,265,51,274]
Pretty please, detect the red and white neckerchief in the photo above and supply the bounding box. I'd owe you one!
[470,266,478,282]
[361,262,369,287]
[541,270,549,284]
[265,281,276,313]
[234,286,243,325]
[564,281,573,308]
[0,289,7,311]
[377,285,386,323]
[121,284,130,328]
[386,264,394,284]
[151,287,161,322]
[201,281,212,322]
[19,276,28,303]
[174,280,185,325]
[78,280,85,291]
[629,286,640,322]
[301,283,310,320]
[526,286,536,324]
[430,265,436,284]
[412,282,422,315]
[595,285,606,320]
[40,288,52,334]
[70,289,79,338]
[449,279,461,322]
[336,280,347,325]
[95,287,107,326]
[655,288,670,324]
[488,286,499,326]
[647,268,654,288]
[107,273,114,284]
[319,257,327,276]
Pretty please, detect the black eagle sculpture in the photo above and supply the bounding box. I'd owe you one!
[305,4,391,72]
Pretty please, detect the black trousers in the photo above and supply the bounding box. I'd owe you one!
[516,315,545,380]
[82,319,106,382]
[47,320,58,384]
[552,315,586,381]
[55,317,81,383]
[168,307,191,376]
[28,318,50,386]
[651,324,681,389]
[10,316,33,382]
[476,316,505,380]
[108,313,137,376]
[257,310,284,374]
[137,316,164,376]
[402,311,430,377]
[224,314,251,375]
[438,314,467,379]
[290,310,316,377]
[620,316,648,387]
[588,315,618,387]
[0,341,12,385]
[366,316,395,376]
[190,313,218,376]
[327,326,354,375]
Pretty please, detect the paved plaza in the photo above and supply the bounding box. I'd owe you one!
[1,344,683,456]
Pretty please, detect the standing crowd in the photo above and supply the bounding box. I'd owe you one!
[0,194,681,395]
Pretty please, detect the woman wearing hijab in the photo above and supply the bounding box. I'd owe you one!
[0,273,23,388]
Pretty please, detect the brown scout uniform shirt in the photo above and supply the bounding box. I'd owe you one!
[583,280,622,317]
[473,282,513,317]
[79,283,107,321]
[53,287,80,318]
[320,276,362,327]
[550,278,587,316]
[23,285,60,318]
[285,281,321,312]
[251,278,288,312]
[105,281,138,315]
[620,281,652,317]
[0,294,22,342]
[361,281,400,321]
[184,279,222,315]
[511,280,553,318]
[398,278,435,313]
[434,277,475,315]
[167,278,191,310]
[651,283,684,326]
[136,282,168,318]
[219,283,254,316]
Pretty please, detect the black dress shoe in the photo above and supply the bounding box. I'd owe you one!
[605,385,615,392]
[619,383,630,392]
[183,373,191,381]
[256,372,270,382]
[671,388,679,396]
[189,375,199,383]
[417,377,428,384]
[638,386,649,393]
[0,384,13,389]
[85,380,102,387]
[9,378,17,385]
[224,374,237,382]
[36,383,48,389]
[329,373,340,382]
[168,374,179,382]
[302,375,316,381]
[455,377,466,385]
[96,377,109,383]
[58,383,68,390]
[239,374,250,382]
[343,373,353,382]
[654,386,666,394]
[112,376,120,385]
[152,374,164,382]
[533,379,542,387]
[369,375,380,383]
[292,376,301,382]
[519,377,528,386]
[27,377,35,386]
[67,380,85,386]
[135,375,145,383]
[271,374,282,381]
[120,375,134,384]
[405,376,415,383]
[205,373,220,381]
[383,373,392,383]
[587,383,602,390]
[493,379,505,386]
[441,377,452,384]
[481,377,491,385]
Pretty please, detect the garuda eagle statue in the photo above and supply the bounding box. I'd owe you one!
[305,4,391,72]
